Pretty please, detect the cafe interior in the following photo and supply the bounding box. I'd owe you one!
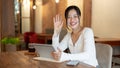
[0,0,120,68]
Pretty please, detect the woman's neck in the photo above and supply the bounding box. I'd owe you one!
[72,26,82,34]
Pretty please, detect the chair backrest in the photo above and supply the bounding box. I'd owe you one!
[95,43,113,68]
[24,32,36,43]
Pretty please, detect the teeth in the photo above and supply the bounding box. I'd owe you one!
[71,22,76,25]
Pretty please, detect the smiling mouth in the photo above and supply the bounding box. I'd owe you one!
[70,22,77,26]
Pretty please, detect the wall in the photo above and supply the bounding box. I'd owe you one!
[42,0,67,33]
[92,0,120,38]
[35,0,42,33]
[42,0,56,33]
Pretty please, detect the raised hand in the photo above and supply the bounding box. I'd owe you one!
[53,14,63,36]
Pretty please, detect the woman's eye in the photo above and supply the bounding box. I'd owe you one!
[74,16,78,18]
[67,16,71,19]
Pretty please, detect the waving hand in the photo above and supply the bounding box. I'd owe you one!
[53,14,63,36]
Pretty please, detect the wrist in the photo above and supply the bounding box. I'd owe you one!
[54,31,60,37]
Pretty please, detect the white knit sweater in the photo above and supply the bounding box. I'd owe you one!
[52,27,98,67]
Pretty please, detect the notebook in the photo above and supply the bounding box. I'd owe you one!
[32,44,62,63]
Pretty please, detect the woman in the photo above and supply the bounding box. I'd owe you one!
[52,5,98,67]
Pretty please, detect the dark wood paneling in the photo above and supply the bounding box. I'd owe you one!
[83,0,92,27]
[0,0,2,52]
[30,0,35,32]
[2,0,15,37]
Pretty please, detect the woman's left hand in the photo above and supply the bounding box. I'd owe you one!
[51,48,62,61]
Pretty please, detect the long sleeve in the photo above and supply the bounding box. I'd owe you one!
[52,33,70,52]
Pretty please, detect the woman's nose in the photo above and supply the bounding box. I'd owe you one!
[70,17,74,22]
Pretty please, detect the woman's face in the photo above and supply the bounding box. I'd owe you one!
[67,9,80,30]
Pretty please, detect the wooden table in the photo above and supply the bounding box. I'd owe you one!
[0,51,95,68]
[95,38,120,46]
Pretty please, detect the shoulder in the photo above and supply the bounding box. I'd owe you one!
[84,27,93,31]
[82,27,94,36]
[83,27,93,33]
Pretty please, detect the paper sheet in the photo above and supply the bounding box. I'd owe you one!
[33,57,62,63]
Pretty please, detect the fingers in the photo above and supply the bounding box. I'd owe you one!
[53,14,62,24]
[56,14,60,22]
[53,17,55,24]
[51,52,59,60]
[56,14,59,22]
[60,21,63,28]
[51,48,62,61]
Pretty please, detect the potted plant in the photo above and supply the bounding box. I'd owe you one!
[1,37,20,52]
